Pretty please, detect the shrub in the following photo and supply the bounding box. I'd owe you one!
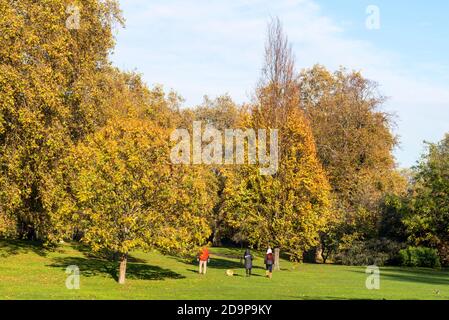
[335,238,405,266]
[399,247,441,268]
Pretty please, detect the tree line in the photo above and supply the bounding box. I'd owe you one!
[1,1,447,283]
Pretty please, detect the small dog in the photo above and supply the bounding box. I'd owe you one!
[226,269,234,277]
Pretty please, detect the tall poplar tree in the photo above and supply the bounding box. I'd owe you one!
[222,18,331,260]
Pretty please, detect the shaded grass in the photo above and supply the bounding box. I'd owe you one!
[48,256,185,281]
[1,240,449,300]
[0,239,49,258]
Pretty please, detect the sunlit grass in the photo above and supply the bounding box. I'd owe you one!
[0,240,448,300]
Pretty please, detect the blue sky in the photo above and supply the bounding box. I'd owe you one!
[111,0,449,168]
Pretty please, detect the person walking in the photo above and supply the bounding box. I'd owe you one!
[264,247,274,279]
[198,246,210,275]
[243,248,253,277]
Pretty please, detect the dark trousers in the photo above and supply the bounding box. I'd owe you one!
[246,268,252,276]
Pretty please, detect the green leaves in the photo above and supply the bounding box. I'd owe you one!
[404,134,449,263]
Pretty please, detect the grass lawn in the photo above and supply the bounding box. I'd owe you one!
[1,240,448,300]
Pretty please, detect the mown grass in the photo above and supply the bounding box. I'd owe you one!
[1,240,448,300]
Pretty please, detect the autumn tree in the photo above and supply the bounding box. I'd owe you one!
[0,0,123,240]
[190,92,242,121]
[298,65,406,252]
[47,118,213,284]
[181,95,243,245]
[222,18,331,260]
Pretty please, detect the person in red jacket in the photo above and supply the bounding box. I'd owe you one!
[198,247,210,275]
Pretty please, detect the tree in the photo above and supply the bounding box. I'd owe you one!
[222,18,331,260]
[183,95,242,246]
[298,65,405,246]
[0,0,123,240]
[404,134,449,265]
[48,118,213,283]
[223,109,331,260]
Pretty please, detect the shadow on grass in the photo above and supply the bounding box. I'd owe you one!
[0,239,48,258]
[72,243,146,263]
[48,256,185,282]
[350,267,449,286]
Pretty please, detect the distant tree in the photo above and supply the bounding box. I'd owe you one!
[404,134,449,264]
[187,95,241,129]
[298,65,405,245]
[182,95,242,246]
[378,193,409,242]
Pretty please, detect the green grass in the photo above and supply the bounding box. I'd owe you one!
[1,240,448,300]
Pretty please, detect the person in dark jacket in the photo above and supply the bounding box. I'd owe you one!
[264,248,274,279]
[243,249,253,277]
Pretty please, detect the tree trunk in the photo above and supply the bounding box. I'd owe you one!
[212,218,223,247]
[118,254,128,284]
[315,246,323,264]
[212,228,222,247]
[274,248,280,271]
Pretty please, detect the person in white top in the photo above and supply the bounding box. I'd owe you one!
[264,247,274,278]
